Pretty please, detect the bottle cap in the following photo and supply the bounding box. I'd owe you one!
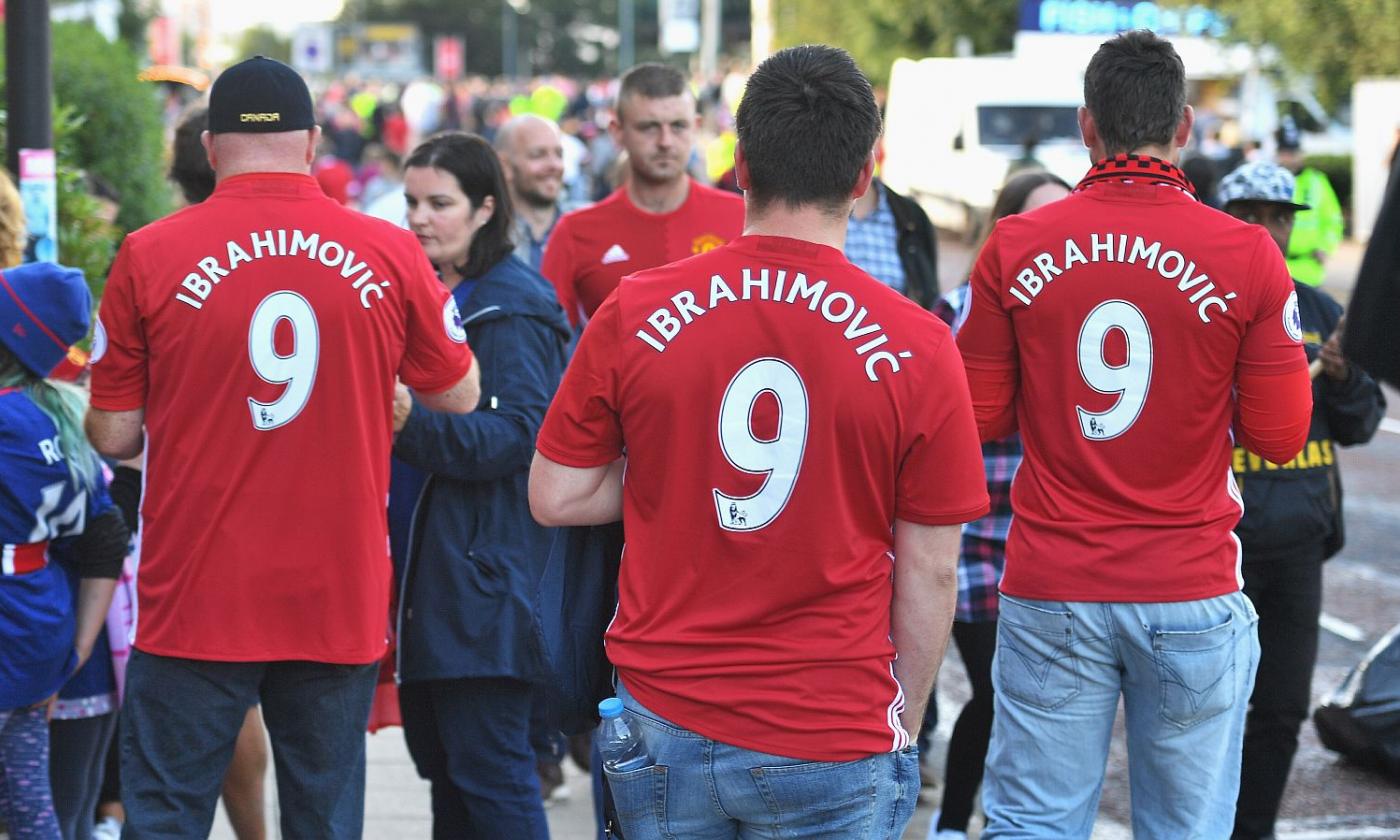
[598,697,624,719]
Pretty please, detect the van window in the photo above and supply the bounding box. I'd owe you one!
[977,106,1081,146]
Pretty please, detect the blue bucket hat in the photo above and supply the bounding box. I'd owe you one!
[0,262,92,377]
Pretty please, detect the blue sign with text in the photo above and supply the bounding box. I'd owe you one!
[1020,0,1227,38]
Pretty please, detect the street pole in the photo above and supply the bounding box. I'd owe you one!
[619,0,635,73]
[700,0,720,80]
[502,0,519,79]
[7,0,54,177]
[750,0,773,66]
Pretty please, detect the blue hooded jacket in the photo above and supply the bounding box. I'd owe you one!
[391,254,570,682]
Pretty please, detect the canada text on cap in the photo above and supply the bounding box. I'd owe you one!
[207,56,315,134]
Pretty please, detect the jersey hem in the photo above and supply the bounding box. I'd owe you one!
[534,439,620,470]
[131,641,385,666]
[621,673,898,763]
[997,581,1241,604]
[89,393,145,412]
[404,352,474,396]
[896,500,991,526]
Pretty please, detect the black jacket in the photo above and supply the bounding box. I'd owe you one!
[393,255,571,682]
[1233,282,1386,559]
[883,182,940,309]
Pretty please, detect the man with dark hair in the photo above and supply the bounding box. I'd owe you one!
[540,61,743,328]
[530,44,987,838]
[169,106,215,205]
[86,56,480,837]
[957,31,1313,837]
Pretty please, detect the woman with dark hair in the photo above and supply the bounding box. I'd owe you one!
[925,169,1070,840]
[391,131,569,839]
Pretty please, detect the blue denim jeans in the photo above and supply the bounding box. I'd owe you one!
[981,592,1260,840]
[608,681,920,840]
[120,650,377,839]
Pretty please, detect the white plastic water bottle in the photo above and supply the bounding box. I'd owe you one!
[598,697,654,772]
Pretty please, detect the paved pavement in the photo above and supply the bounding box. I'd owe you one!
[198,237,1400,840]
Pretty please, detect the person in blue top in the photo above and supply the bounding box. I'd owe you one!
[0,262,128,839]
[391,131,571,839]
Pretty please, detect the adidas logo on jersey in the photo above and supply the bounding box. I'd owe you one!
[601,244,631,265]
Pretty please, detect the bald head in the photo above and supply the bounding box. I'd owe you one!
[202,127,320,181]
[495,115,564,210]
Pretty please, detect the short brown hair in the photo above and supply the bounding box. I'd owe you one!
[1083,31,1186,156]
[616,62,688,122]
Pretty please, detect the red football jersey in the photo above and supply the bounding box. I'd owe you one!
[957,180,1307,603]
[90,173,474,663]
[536,235,989,761]
[540,178,744,327]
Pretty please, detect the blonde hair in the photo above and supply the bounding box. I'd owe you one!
[0,169,27,268]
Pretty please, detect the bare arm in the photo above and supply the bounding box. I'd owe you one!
[528,451,625,527]
[85,408,145,461]
[73,577,118,669]
[891,519,962,738]
[415,356,482,415]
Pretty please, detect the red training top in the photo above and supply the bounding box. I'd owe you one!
[956,158,1311,603]
[90,173,474,663]
[540,178,744,327]
[537,235,989,761]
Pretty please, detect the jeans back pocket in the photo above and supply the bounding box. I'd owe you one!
[1153,613,1236,729]
[604,764,671,840]
[995,595,1080,711]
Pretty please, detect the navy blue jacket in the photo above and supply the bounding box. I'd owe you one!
[1233,282,1386,559]
[392,255,570,683]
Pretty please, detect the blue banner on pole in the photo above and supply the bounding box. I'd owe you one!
[1019,0,1227,38]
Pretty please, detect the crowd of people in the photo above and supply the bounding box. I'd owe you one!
[0,27,1388,840]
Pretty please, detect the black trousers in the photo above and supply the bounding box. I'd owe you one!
[938,620,998,832]
[1233,544,1325,840]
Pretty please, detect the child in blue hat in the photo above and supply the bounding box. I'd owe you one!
[0,262,129,839]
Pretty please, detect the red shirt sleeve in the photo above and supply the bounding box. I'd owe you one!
[1234,231,1312,462]
[540,216,581,329]
[895,336,991,525]
[89,238,148,411]
[396,245,474,394]
[535,293,624,467]
[1237,232,1309,377]
[954,226,1020,441]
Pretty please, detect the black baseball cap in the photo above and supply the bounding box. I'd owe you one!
[207,56,315,134]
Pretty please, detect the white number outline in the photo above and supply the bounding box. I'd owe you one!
[1075,299,1153,441]
[30,480,87,541]
[712,357,809,533]
[247,291,320,431]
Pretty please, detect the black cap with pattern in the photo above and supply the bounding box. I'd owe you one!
[207,56,315,134]
[1218,161,1311,211]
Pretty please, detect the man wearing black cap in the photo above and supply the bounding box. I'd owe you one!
[86,56,481,837]
[1219,160,1386,840]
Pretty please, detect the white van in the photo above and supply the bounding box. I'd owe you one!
[882,56,1087,236]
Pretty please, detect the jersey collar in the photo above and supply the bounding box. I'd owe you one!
[211,172,326,200]
[1075,154,1198,200]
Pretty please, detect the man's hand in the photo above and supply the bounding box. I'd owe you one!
[393,382,413,433]
[1320,317,1349,381]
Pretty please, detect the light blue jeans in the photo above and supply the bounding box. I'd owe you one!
[608,682,920,839]
[981,591,1260,840]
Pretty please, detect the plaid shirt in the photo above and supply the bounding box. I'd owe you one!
[934,284,1023,622]
[844,182,907,294]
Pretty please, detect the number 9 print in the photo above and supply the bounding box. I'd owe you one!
[1075,299,1153,441]
[247,291,320,431]
[713,358,809,532]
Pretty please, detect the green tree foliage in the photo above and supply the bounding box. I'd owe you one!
[45,22,170,231]
[53,107,121,304]
[769,0,1018,87]
[1201,0,1400,110]
[237,25,293,64]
